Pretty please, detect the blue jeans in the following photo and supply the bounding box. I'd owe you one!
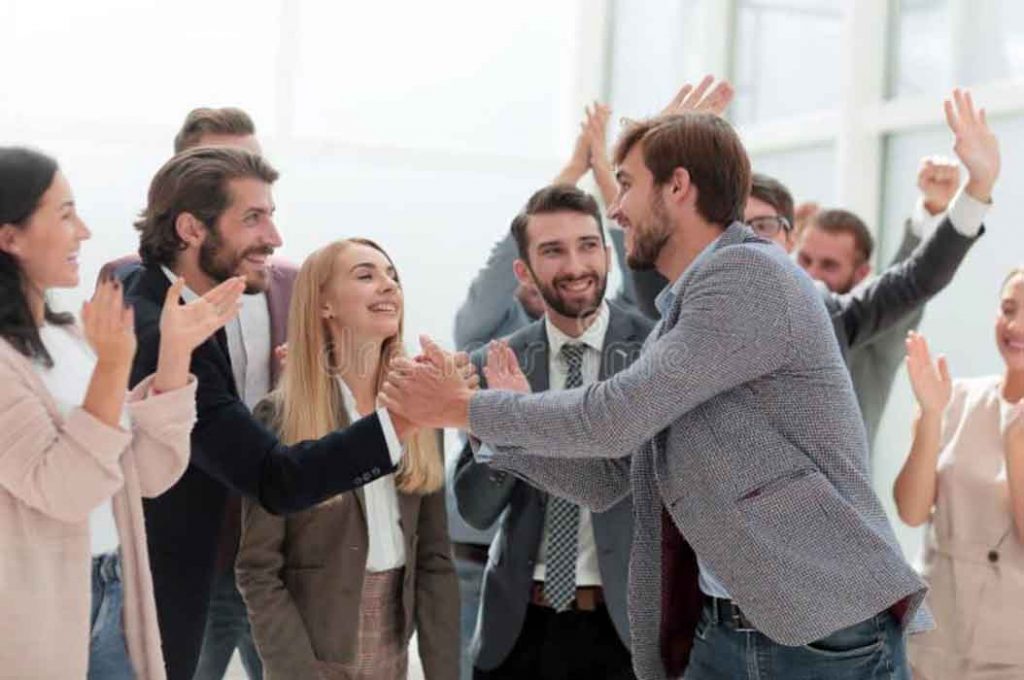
[683,597,910,680]
[88,551,134,680]
[455,554,487,680]
[192,569,263,680]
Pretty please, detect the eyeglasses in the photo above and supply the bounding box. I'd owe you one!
[745,216,792,238]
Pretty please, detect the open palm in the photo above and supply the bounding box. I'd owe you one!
[944,89,1000,200]
[160,276,246,355]
[484,340,530,394]
[660,75,735,117]
[905,331,952,415]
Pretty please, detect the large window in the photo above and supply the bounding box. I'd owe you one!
[889,0,1024,98]
[732,0,844,124]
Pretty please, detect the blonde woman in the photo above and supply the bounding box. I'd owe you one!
[896,268,1024,679]
[236,238,459,679]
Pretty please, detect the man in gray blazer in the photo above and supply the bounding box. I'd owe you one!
[380,93,1000,679]
[632,162,979,450]
[455,185,653,679]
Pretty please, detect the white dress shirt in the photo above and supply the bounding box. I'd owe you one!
[34,324,122,556]
[337,377,406,572]
[532,301,610,588]
[159,267,405,464]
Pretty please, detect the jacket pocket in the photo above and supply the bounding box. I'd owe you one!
[736,467,816,504]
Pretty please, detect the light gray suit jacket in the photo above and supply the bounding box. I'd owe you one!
[468,223,929,680]
[454,302,652,670]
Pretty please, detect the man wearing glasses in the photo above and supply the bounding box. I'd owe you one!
[742,164,985,448]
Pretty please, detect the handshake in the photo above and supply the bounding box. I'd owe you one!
[380,336,529,433]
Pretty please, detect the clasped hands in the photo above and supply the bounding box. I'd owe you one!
[380,336,530,431]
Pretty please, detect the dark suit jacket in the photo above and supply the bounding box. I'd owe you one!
[124,263,398,680]
[454,301,652,670]
[237,401,459,680]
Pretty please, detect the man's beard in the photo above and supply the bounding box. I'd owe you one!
[198,228,272,294]
[625,195,673,271]
[533,269,607,322]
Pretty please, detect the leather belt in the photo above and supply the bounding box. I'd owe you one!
[531,581,605,612]
[705,596,757,631]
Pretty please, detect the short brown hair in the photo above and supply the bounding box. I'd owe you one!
[613,113,751,226]
[811,209,874,264]
[750,173,795,227]
[173,107,256,153]
[135,146,279,267]
[509,184,605,261]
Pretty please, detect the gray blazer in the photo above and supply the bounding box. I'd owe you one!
[629,218,980,447]
[467,223,930,680]
[454,302,653,671]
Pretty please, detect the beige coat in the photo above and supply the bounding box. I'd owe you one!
[236,399,460,680]
[909,376,1024,678]
[0,336,196,679]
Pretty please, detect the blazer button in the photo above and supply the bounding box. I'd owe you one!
[372,467,380,475]
[988,550,1000,564]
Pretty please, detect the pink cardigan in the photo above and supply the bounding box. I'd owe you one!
[0,336,195,679]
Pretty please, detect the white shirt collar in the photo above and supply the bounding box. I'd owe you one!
[160,265,201,304]
[544,300,610,358]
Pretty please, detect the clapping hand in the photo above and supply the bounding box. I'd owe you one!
[153,276,245,393]
[83,278,137,369]
[380,336,477,429]
[943,88,1000,203]
[660,75,735,117]
[905,331,952,417]
[484,340,530,394]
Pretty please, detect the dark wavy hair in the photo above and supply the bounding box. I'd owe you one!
[0,147,74,366]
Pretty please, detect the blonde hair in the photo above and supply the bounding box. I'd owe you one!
[1003,266,1024,289]
[271,238,443,495]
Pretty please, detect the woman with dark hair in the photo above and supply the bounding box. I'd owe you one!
[896,268,1024,679]
[236,238,459,679]
[0,146,245,679]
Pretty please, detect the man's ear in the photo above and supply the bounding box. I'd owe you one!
[852,261,872,287]
[175,212,207,248]
[513,258,534,287]
[0,224,21,257]
[666,167,692,206]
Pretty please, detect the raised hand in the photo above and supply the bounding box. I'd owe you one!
[660,75,735,117]
[905,331,952,416]
[585,102,612,170]
[943,88,1000,202]
[917,156,961,215]
[153,276,245,392]
[83,278,137,369]
[380,336,475,429]
[484,340,530,394]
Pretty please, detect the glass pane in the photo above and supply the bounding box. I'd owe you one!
[608,0,698,120]
[873,114,1024,560]
[732,0,845,124]
[890,0,1024,97]
[750,144,838,207]
[290,0,580,158]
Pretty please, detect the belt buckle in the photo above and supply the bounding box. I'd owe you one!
[730,603,756,632]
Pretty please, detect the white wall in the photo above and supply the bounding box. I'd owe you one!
[1,0,598,349]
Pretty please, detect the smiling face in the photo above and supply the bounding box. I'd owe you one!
[997,272,1024,372]
[323,242,403,344]
[0,171,91,291]
[198,177,281,293]
[609,142,674,271]
[516,210,609,322]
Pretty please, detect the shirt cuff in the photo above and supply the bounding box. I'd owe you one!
[473,439,495,464]
[947,188,990,237]
[376,407,404,466]
[909,197,947,239]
